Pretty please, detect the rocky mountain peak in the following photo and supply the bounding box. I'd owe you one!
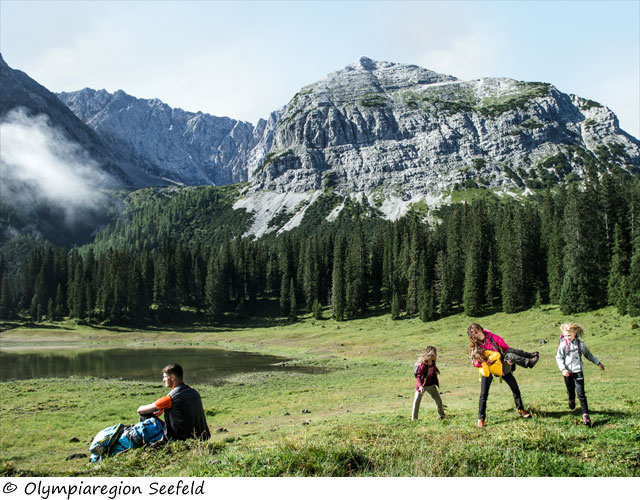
[248,57,639,206]
[354,55,377,71]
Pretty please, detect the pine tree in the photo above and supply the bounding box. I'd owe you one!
[444,205,466,308]
[288,277,297,322]
[331,237,345,321]
[312,298,322,320]
[382,226,395,305]
[499,202,540,313]
[628,225,640,316]
[391,291,400,320]
[0,271,15,319]
[204,256,225,320]
[279,272,290,317]
[369,231,384,309]
[608,224,630,314]
[54,283,66,320]
[463,206,485,316]
[463,245,482,316]
[405,219,422,316]
[302,237,319,312]
[345,222,367,317]
[560,186,595,314]
[485,248,499,309]
[546,220,565,304]
[47,297,55,322]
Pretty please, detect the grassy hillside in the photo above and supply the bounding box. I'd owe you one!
[0,305,638,476]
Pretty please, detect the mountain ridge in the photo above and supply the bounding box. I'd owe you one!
[57,88,257,186]
[0,53,163,189]
[249,56,639,198]
[3,54,640,244]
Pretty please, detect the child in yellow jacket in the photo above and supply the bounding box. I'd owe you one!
[478,350,503,378]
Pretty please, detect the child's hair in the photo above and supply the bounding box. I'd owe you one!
[417,345,437,365]
[467,323,484,357]
[561,322,583,337]
[470,345,485,364]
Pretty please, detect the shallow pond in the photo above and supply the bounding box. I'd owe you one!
[0,346,320,385]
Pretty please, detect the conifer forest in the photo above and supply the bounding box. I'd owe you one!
[2,172,640,326]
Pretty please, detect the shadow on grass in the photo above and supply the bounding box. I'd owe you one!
[536,408,631,425]
[1,321,76,332]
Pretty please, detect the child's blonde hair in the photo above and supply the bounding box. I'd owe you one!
[561,322,583,337]
[417,345,437,365]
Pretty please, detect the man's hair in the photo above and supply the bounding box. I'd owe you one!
[162,363,183,379]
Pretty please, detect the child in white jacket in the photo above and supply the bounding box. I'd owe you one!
[556,323,605,426]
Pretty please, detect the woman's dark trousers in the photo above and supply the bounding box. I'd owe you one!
[478,373,524,420]
[564,372,589,414]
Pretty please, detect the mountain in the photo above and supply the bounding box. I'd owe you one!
[0,53,161,188]
[4,55,640,245]
[249,56,640,197]
[58,88,256,186]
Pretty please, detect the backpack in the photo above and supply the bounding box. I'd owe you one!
[89,423,126,461]
[126,417,165,448]
[89,418,165,462]
[558,334,581,355]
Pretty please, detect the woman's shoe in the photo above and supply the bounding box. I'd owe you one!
[568,399,576,410]
[518,409,531,418]
[477,419,485,427]
[583,414,592,426]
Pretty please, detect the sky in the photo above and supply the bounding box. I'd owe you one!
[1,0,639,138]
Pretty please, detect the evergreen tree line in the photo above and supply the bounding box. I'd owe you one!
[2,175,639,324]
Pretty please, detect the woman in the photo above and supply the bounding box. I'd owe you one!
[468,323,531,427]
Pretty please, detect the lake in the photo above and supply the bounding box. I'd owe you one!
[0,346,321,385]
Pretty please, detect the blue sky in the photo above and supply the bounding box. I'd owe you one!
[1,0,639,137]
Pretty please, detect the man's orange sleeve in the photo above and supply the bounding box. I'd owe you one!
[153,395,172,411]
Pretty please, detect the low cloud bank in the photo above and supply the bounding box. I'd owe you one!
[0,108,110,225]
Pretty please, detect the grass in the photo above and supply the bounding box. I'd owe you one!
[1,305,639,476]
[476,82,551,118]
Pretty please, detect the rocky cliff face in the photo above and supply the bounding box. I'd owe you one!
[250,57,640,198]
[58,88,256,186]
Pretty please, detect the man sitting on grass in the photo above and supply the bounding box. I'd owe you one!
[137,363,210,441]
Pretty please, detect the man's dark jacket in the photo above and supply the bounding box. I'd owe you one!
[165,383,210,440]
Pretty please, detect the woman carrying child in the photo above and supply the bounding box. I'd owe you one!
[412,345,445,420]
[556,322,604,426]
[467,323,537,427]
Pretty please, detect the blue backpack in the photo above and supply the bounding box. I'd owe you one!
[89,423,126,461]
[89,418,165,462]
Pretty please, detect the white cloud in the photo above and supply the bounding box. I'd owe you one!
[0,108,109,224]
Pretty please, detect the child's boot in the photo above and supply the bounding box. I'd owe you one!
[477,419,485,427]
[583,413,592,426]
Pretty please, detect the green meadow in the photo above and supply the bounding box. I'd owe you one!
[1,305,639,476]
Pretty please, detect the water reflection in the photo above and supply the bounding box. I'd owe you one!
[0,347,322,385]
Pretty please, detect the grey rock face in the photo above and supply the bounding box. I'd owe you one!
[58,88,257,186]
[250,56,640,197]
